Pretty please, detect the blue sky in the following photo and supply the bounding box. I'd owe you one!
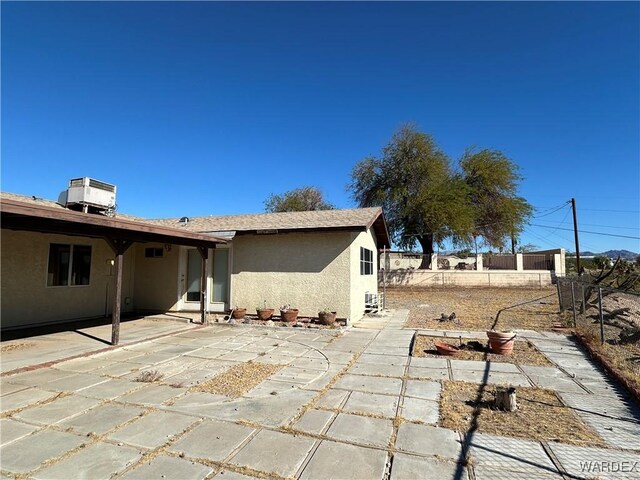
[2,2,639,254]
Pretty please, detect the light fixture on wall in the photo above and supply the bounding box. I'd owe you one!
[164,244,172,252]
[106,259,115,266]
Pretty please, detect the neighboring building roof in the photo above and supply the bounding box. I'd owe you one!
[149,207,391,247]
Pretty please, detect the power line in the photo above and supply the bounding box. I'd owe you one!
[534,221,640,231]
[580,208,640,213]
[529,223,640,240]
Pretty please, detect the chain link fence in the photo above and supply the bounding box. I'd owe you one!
[557,276,640,346]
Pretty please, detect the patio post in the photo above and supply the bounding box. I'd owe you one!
[197,246,209,324]
[105,238,133,345]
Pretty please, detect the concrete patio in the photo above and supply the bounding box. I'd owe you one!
[1,311,639,479]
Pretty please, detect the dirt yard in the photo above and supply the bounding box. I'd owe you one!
[412,335,553,366]
[439,380,605,447]
[386,287,561,331]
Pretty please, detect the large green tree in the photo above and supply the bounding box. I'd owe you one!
[349,125,532,266]
[460,149,533,251]
[349,125,473,266]
[264,186,334,212]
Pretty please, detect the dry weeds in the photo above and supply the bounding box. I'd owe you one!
[189,362,284,398]
[439,380,605,447]
[134,370,164,383]
[412,335,553,366]
[387,287,561,331]
[577,321,640,396]
[1,342,35,352]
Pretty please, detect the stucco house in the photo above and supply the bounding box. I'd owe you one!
[1,189,389,332]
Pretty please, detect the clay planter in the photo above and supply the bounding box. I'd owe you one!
[318,311,337,326]
[486,330,516,355]
[434,341,459,356]
[256,308,274,321]
[280,309,299,322]
[231,308,247,320]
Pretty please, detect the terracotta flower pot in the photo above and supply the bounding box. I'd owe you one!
[434,341,459,356]
[231,308,246,320]
[280,309,299,322]
[318,311,337,326]
[256,308,274,321]
[487,330,516,355]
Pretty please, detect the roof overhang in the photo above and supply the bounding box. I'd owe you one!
[0,198,225,249]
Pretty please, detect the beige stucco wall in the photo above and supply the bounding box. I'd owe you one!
[230,231,353,319]
[1,230,134,329]
[382,270,553,288]
[349,229,379,320]
[132,244,180,312]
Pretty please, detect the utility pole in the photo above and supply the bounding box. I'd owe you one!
[571,198,582,275]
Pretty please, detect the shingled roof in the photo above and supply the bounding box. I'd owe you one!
[149,207,391,246]
[1,192,390,247]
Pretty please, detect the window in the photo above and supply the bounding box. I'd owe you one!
[47,244,92,286]
[145,247,164,258]
[360,247,374,275]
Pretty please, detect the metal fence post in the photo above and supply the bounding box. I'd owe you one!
[598,286,605,345]
[557,280,564,312]
[570,280,577,328]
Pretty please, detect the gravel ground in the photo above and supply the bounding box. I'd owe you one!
[386,286,561,331]
[190,362,284,397]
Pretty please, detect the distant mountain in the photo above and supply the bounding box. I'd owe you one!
[569,250,638,260]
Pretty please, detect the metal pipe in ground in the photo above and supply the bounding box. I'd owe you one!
[598,286,605,345]
[570,281,577,328]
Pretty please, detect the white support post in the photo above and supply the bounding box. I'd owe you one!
[516,253,524,271]
[476,254,483,271]
[431,254,438,271]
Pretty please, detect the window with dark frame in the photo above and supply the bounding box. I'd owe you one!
[144,247,164,258]
[360,247,374,275]
[47,244,92,286]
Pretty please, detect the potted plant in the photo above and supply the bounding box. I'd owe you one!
[318,308,337,326]
[279,304,299,322]
[231,306,247,320]
[256,300,274,320]
[486,330,516,355]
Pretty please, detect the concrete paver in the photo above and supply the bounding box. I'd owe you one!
[230,429,317,477]
[395,423,462,460]
[400,396,439,424]
[348,362,406,378]
[548,442,640,480]
[314,389,349,409]
[0,430,85,474]
[299,440,388,480]
[333,373,403,396]
[108,410,198,449]
[117,383,185,406]
[169,419,256,461]
[32,441,142,480]
[325,413,393,448]
[467,432,559,475]
[404,379,441,400]
[0,387,59,412]
[59,403,145,435]
[293,409,335,434]
[0,418,39,446]
[342,391,399,418]
[14,394,101,425]
[75,378,144,399]
[390,453,464,480]
[119,455,214,480]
